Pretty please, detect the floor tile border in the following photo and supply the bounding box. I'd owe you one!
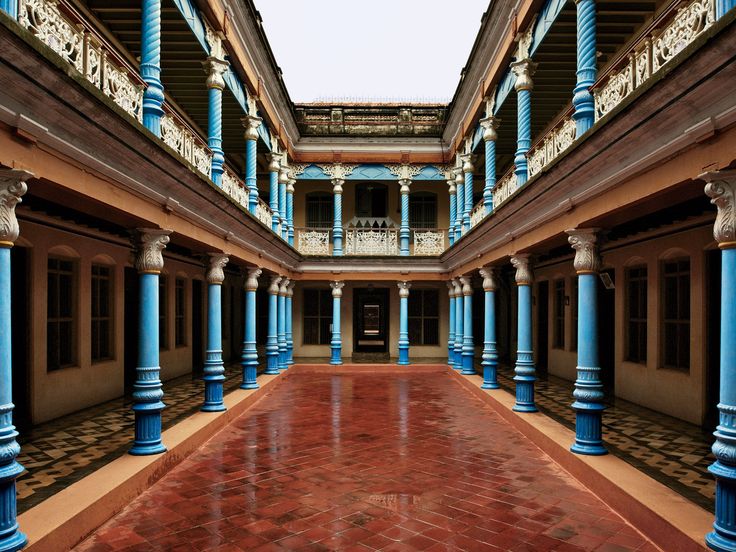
[18,372,284,552]
[448,368,711,552]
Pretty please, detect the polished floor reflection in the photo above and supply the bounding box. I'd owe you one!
[75,372,659,551]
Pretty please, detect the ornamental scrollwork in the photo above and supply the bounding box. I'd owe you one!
[566,228,602,273]
[330,281,345,297]
[703,171,736,244]
[0,169,32,244]
[245,268,262,291]
[511,255,533,285]
[135,229,171,273]
[387,164,423,180]
[268,275,282,294]
[479,267,498,292]
[297,230,330,255]
[459,276,473,296]
[397,281,411,298]
[206,254,229,285]
[317,163,358,180]
[413,230,446,255]
[279,278,290,295]
[221,168,249,210]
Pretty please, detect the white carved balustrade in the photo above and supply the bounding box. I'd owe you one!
[255,198,273,229]
[345,228,399,256]
[412,229,446,255]
[19,0,144,121]
[296,228,331,255]
[470,201,486,228]
[160,111,213,178]
[594,0,715,121]
[527,116,576,178]
[492,169,519,209]
[221,166,249,210]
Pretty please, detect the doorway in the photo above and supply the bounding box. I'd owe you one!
[353,288,389,353]
[599,269,616,392]
[536,281,549,375]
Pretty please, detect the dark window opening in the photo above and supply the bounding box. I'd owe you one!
[662,259,690,371]
[626,266,647,364]
[408,289,439,346]
[91,264,113,362]
[47,257,77,371]
[303,289,332,345]
[553,279,565,349]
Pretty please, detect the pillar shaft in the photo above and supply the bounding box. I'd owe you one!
[286,283,294,365]
[454,175,464,242]
[573,0,597,136]
[333,181,344,256]
[453,280,463,369]
[399,181,410,256]
[287,181,295,247]
[245,139,258,213]
[398,282,411,365]
[448,186,456,247]
[140,0,164,136]
[202,255,228,412]
[512,255,537,412]
[0,0,17,20]
[330,282,344,364]
[515,89,531,185]
[461,277,475,375]
[447,284,456,367]
[717,0,735,17]
[483,131,497,216]
[480,268,499,389]
[240,268,261,389]
[279,167,288,240]
[204,56,228,186]
[462,157,474,233]
[265,276,280,375]
[268,155,280,234]
[277,280,288,370]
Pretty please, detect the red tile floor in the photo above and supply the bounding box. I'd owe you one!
[75,372,661,551]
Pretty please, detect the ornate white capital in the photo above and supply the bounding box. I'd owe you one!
[479,267,498,291]
[399,179,411,195]
[279,162,290,185]
[702,170,736,247]
[446,281,455,297]
[135,229,171,274]
[447,180,456,195]
[512,59,537,92]
[241,114,262,141]
[454,168,463,186]
[245,267,262,291]
[268,275,282,294]
[484,88,497,119]
[279,277,290,295]
[267,153,281,173]
[452,278,463,295]
[206,253,229,285]
[480,116,500,142]
[566,228,602,273]
[202,57,229,90]
[0,168,32,245]
[287,178,296,194]
[397,281,411,298]
[332,178,344,195]
[461,154,475,174]
[459,276,473,296]
[511,254,533,285]
[331,281,345,297]
[287,280,295,297]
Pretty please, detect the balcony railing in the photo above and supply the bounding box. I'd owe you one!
[295,228,448,256]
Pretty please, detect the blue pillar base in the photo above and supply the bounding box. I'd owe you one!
[512,379,537,413]
[481,382,501,389]
[240,381,259,390]
[708,458,736,551]
[201,404,226,413]
[398,352,410,365]
[0,529,27,552]
[571,404,607,455]
[330,347,342,365]
[460,359,475,375]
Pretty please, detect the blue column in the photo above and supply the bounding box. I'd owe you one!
[567,230,607,454]
[453,279,463,369]
[277,278,288,370]
[265,275,281,375]
[454,170,464,242]
[447,282,456,367]
[330,281,344,364]
[460,276,475,375]
[399,180,411,256]
[398,282,411,365]
[287,180,295,247]
[242,115,261,214]
[462,156,474,234]
[268,154,281,234]
[140,0,164,136]
[0,170,30,552]
[511,254,537,412]
[286,281,294,365]
[448,182,456,247]
[481,117,499,216]
[704,173,736,552]
[131,229,171,455]
[0,0,17,19]
[202,254,229,412]
[573,0,597,136]
[717,0,735,17]
[203,58,228,186]
[279,165,288,240]
[480,268,500,389]
[512,60,536,186]
[240,267,261,389]
[332,180,344,256]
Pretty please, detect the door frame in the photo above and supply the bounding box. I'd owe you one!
[353,287,390,353]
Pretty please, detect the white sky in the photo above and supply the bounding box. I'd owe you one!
[255,0,490,103]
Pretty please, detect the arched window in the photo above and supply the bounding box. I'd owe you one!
[409,192,437,229]
[306,192,332,228]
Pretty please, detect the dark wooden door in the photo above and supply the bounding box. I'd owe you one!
[353,288,389,352]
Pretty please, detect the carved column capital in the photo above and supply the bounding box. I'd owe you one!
[459,276,473,296]
[702,170,736,247]
[479,267,498,291]
[511,254,533,285]
[331,281,345,297]
[287,178,296,194]
[332,178,344,195]
[447,180,456,195]
[278,277,290,296]
[0,168,32,246]
[398,281,411,298]
[245,267,262,291]
[267,153,281,173]
[268,275,282,294]
[512,59,537,91]
[205,253,229,285]
[452,278,463,295]
[134,229,171,274]
[566,228,602,273]
[202,57,229,90]
[287,280,295,297]
[447,281,456,297]
[241,114,262,141]
[461,154,475,174]
[480,116,500,142]
[399,179,411,195]
[454,168,464,186]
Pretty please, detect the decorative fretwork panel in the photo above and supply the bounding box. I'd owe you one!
[221,167,249,210]
[413,230,446,255]
[493,170,519,209]
[255,199,273,229]
[297,229,330,255]
[160,114,212,178]
[469,201,486,228]
[345,228,399,255]
[527,117,576,178]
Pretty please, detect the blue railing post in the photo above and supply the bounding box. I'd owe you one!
[703,171,736,552]
[330,281,344,364]
[399,180,411,256]
[140,0,164,136]
[202,254,229,412]
[131,229,171,455]
[398,281,411,365]
[567,229,607,454]
[462,155,474,234]
[286,281,294,366]
[0,0,18,19]
[242,114,262,214]
[454,169,464,242]
[448,179,457,247]
[287,178,295,247]
[512,60,536,186]
[447,281,456,368]
[240,267,261,389]
[0,169,32,552]
[202,55,228,186]
[279,163,288,240]
[277,278,288,370]
[268,154,281,234]
[460,275,475,375]
[265,275,281,375]
[480,116,499,216]
[511,254,537,412]
[573,0,597,136]
[332,179,344,256]
[480,267,500,389]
